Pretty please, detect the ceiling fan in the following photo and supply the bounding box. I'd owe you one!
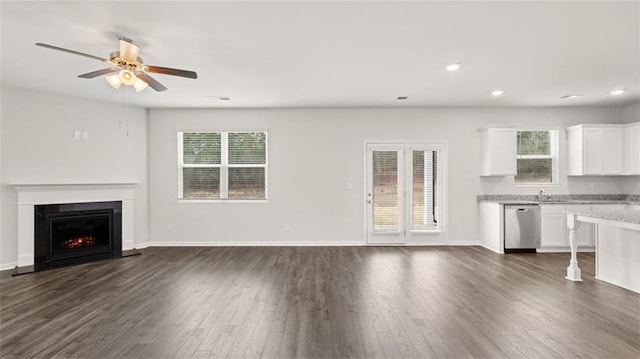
[35,38,197,92]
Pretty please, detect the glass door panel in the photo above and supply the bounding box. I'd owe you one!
[411,150,438,230]
[366,144,404,244]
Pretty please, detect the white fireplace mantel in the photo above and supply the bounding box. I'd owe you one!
[13,182,137,267]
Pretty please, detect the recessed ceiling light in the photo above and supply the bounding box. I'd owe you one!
[445,63,462,72]
[561,94,583,99]
[491,90,504,97]
[397,96,409,100]
[610,89,627,96]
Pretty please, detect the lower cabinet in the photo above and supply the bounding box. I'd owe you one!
[540,204,594,251]
[567,205,594,247]
[540,208,567,248]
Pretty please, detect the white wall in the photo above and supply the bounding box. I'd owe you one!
[622,101,640,194]
[622,102,639,124]
[0,85,3,264]
[148,106,623,247]
[0,86,149,269]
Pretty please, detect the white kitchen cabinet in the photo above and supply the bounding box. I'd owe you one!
[540,204,594,250]
[567,124,624,176]
[603,127,624,174]
[623,122,640,175]
[566,204,594,247]
[478,202,503,253]
[540,207,567,248]
[479,127,517,176]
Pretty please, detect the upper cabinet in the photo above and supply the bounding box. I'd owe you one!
[567,124,625,176]
[479,127,517,176]
[623,122,640,175]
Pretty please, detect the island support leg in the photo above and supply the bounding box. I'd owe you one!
[566,214,582,281]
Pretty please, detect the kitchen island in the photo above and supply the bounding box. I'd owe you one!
[566,209,640,293]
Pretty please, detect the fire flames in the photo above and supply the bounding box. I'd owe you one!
[63,236,96,249]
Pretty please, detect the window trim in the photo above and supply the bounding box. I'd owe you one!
[177,130,269,202]
[515,129,559,186]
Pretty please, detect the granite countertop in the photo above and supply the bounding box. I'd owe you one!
[566,210,640,225]
[478,194,640,205]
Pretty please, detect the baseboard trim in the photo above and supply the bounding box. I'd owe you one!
[448,241,482,246]
[146,241,366,247]
[0,262,18,271]
[146,241,482,247]
[479,244,503,254]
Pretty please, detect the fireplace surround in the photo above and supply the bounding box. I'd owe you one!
[13,183,136,270]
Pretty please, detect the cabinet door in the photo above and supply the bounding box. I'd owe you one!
[583,128,603,175]
[624,124,640,175]
[487,129,516,175]
[541,209,567,248]
[541,213,566,247]
[567,205,593,247]
[603,128,623,174]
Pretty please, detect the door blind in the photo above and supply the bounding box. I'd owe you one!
[372,151,399,232]
[412,150,438,230]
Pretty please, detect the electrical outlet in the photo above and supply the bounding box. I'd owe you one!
[81,132,89,139]
[73,130,81,140]
[167,224,174,232]
[345,182,353,190]
[284,224,291,232]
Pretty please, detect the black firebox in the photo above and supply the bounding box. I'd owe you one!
[34,201,122,271]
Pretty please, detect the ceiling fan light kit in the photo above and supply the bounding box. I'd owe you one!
[35,38,197,93]
[105,74,122,89]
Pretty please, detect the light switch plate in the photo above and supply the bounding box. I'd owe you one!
[73,130,81,140]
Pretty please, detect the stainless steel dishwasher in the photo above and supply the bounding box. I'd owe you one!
[504,204,541,252]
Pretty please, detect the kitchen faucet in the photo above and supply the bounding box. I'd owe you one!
[537,190,547,201]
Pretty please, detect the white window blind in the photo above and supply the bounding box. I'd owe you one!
[372,151,399,232]
[178,131,267,200]
[412,150,438,230]
[515,130,559,185]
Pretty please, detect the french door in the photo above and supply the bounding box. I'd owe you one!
[366,143,442,245]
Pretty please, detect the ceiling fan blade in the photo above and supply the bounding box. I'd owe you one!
[146,65,197,79]
[78,67,120,79]
[35,43,108,62]
[136,72,168,92]
[119,38,140,62]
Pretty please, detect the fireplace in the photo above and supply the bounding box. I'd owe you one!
[34,201,122,270]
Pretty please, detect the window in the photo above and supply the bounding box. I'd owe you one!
[178,131,267,200]
[515,130,558,185]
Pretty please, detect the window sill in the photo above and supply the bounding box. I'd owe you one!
[178,199,269,204]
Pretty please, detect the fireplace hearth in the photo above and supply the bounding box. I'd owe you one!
[34,201,122,271]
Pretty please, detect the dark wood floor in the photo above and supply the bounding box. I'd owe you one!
[1,246,639,358]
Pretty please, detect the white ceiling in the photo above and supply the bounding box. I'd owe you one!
[1,1,639,109]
